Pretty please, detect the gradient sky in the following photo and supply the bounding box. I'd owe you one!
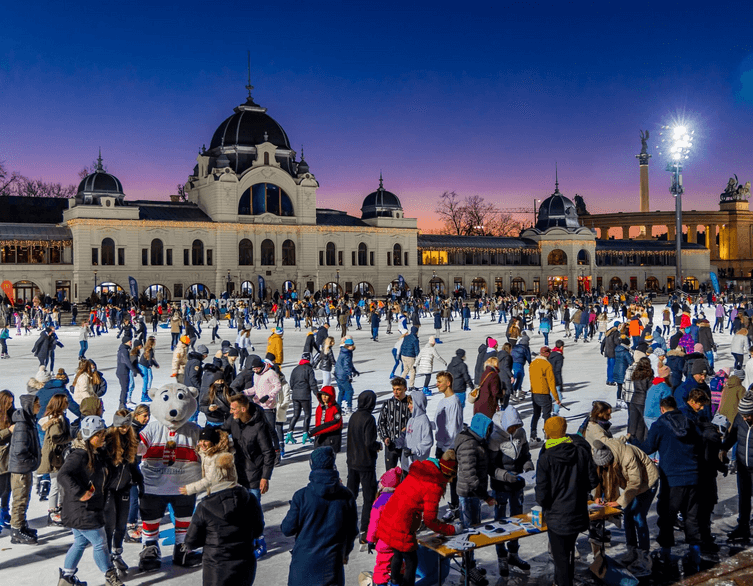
[2,1,753,231]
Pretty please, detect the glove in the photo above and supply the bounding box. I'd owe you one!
[259,395,269,404]
[402,449,412,458]
[367,542,376,555]
[523,460,535,473]
[452,521,464,534]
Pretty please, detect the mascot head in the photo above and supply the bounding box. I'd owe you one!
[147,383,199,430]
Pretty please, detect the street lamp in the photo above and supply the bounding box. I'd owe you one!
[660,124,694,292]
[93,270,98,293]
[336,269,340,296]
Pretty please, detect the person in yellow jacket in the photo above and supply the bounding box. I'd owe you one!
[529,346,561,442]
[266,327,284,365]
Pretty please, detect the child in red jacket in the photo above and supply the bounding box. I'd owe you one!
[311,385,343,453]
[366,467,403,585]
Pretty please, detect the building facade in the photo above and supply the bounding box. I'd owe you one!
[0,89,712,304]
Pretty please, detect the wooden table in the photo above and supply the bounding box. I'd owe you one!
[418,504,622,586]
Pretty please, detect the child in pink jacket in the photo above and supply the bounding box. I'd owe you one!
[366,467,403,585]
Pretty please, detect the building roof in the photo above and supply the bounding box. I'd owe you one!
[418,234,538,250]
[535,182,580,231]
[316,209,369,227]
[596,239,707,253]
[0,223,72,243]
[0,196,69,223]
[134,201,212,222]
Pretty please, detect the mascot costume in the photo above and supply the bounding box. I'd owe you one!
[138,383,202,571]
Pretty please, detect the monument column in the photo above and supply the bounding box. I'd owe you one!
[636,130,651,236]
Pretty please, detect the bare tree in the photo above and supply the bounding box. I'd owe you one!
[176,183,187,201]
[435,191,523,237]
[0,161,20,196]
[15,178,76,198]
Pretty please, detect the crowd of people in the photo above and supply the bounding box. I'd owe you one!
[1,286,753,586]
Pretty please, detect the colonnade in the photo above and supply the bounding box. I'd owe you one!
[591,222,720,259]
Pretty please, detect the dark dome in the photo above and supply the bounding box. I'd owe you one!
[535,182,580,231]
[209,98,291,151]
[361,175,403,219]
[76,153,124,203]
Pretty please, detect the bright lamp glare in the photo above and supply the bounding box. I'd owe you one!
[673,126,686,137]
[673,153,682,160]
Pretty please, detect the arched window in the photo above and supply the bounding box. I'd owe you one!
[101,238,115,266]
[261,239,275,265]
[326,242,336,266]
[282,240,296,266]
[393,243,402,266]
[511,277,526,293]
[645,276,660,291]
[192,240,204,265]
[150,239,163,266]
[358,243,368,266]
[577,249,590,265]
[547,249,567,265]
[239,239,253,265]
[238,184,294,216]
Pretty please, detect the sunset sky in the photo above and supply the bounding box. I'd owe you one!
[2,1,752,231]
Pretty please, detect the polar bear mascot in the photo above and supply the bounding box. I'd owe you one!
[137,382,202,571]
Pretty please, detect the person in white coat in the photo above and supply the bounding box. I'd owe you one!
[415,336,447,397]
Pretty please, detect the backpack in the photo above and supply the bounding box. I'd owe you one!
[709,369,729,415]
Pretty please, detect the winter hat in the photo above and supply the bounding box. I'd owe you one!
[636,342,649,354]
[196,344,209,355]
[487,337,498,348]
[249,355,264,369]
[658,365,671,379]
[180,335,190,345]
[265,352,276,362]
[310,446,336,470]
[733,369,746,381]
[226,347,239,357]
[438,449,458,479]
[81,415,106,439]
[544,416,567,440]
[199,426,220,444]
[80,396,102,417]
[614,321,621,328]
[112,412,132,427]
[539,346,551,356]
[343,338,355,346]
[132,339,143,349]
[455,349,466,358]
[221,340,231,348]
[654,348,666,357]
[56,368,68,382]
[739,392,753,415]
[620,336,630,346]
[273,327,284,336]
[592,440,614,466]
[691,360,708,376]
[301,352,311,361]
[34,367,51,384]
[693,343,704,354]
[378,467,403,492]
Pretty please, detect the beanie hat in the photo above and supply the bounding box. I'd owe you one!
[539,346,551,356]
[439,457,458,479]
[56,368,68,381]
[636,342,649,353]
[35,367,51,384]
[658,365,671,379]
[80,396,102,416]
[691,360,708,376]
[739,392,753,415]
[249,355,264,369]
[592,440,614,466]
[301,352,311,361]
[653,347,665,357]
[455,349,466,358]
[196,344,209,355]
[265,352,276,362]
[614,321,621,328]
[544,416,567,440]
[180,335,190,345]
[81,415,106,439]
[199,426,220,444]
[221,340,231,348]
[274,327,284,335]
[343,338,355,346]
[226,347,239,357]
[693,343,704,354]
[310,446,336,470]
[487,337,498,348]
[112,412,132,427]
[378,467,403,491]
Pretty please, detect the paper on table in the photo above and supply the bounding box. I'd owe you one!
[444,539,476,550]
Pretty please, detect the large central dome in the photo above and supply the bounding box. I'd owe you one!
[205,93,295,176]
[535,181,580,231]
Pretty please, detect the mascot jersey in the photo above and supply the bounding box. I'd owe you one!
[140,418,201,494]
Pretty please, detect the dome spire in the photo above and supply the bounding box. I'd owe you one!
[554,162,560,193]
[96,148,104,173]
[300,145,305,160]
[243,50,260,107]
[379,170,383,189]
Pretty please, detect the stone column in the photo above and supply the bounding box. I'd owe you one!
[687,225,697,244]
[709,225,719,259]
[667,225,676,241]
[646,225,653,239]
[622,226,630,239]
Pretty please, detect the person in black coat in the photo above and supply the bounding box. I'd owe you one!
[346,390,382,539]
[199,373,232,426]
[116,339,141,409]
[185,453,265,586]
[281,447,359,586]
[8,394,41,544]
[287,353,319,443]
[31,327,55,367]
[185,346,208,391]
[447,349,473,405]
[536,416,599,586]
[57,416,122,586]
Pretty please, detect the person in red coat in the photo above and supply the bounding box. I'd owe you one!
[311,385,343,452]
[376,451,461,586]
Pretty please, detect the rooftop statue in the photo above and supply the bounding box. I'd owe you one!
[639,130,649,154]
[721,175,751,202]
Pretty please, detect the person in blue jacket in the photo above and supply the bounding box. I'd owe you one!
[510,333,531,398]
[613,336,633,405]
[400,327,421,390]
[281,446,358,586]
[334,339,360,414]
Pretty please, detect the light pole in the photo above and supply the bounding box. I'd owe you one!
[93,270,98,293]
[660,124,693,292]
[509,271,513,294]
[336,269,340,296]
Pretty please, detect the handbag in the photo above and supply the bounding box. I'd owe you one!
[468,371,494,404]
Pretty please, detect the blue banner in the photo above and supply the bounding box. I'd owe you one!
[258,275,266,302]
[398,274,405,289]
[128,276,139,299]
[709,272,720,295]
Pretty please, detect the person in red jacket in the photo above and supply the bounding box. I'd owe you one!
[376,450,461,586]
[311,385,343,452]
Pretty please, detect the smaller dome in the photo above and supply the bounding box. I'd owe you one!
[361,174,402,219]
[535,180,580,231]
[76,152,125,204]
[297,146,310,176]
